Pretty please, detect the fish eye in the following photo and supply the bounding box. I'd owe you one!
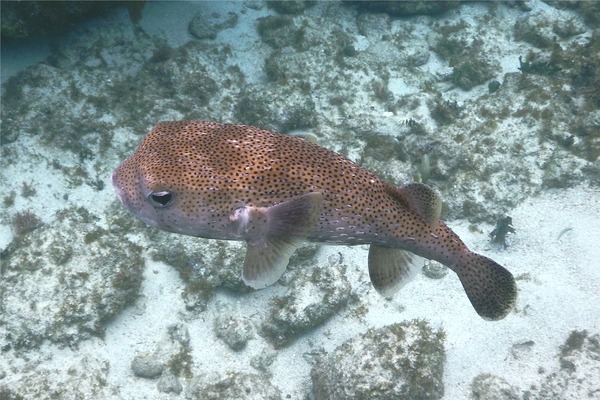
[148,191,173,207]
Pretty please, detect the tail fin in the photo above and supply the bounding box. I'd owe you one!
[456,252,517,320]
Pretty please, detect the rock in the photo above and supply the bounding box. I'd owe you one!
[188,11,238,40]
[344,1,460,16]
[130,324,193,384]
[356,12,391,40]
[0,2,118,40]
[213,308,255,351]
[514,12,572,48]
[428,20,500,90]
[150,237,319,315]
[311,320,446,400]
[0,206,144,350]
[422,261,449,279]
[250,348,277,374]
[364,40,430,69]
[186,372,283,399]
[532,330,600,399]
[235,83,317,132]
[148,233,247,312]
[131,352,164,379]
[261,263,351,348]
[488,80,501,93]
[470,374,521,400]
[157,371,183,394]
[267,1,316,15]
[470,330,600,399]
[256,15,297,49]
[0,355,110,398]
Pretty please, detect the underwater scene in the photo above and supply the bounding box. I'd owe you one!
[1,1,599,399]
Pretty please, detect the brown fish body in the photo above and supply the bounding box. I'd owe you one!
[112,121,517,320]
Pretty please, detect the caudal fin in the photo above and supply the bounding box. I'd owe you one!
[456,253,517,320]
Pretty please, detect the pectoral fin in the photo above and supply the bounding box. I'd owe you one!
[241,192,323,289]
[243,236,300,289]
[368,245,424,298]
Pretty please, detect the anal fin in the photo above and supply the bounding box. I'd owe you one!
[368,245,424,298]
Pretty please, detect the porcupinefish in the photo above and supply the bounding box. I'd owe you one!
[111,120,517,320]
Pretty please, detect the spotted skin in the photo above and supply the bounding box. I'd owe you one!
[112,121,517,320]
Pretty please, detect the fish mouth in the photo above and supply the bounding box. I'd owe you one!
[110,171,126,206]
[110,168,164,229]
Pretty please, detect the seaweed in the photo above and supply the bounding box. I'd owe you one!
[490,216,515,248]
[11,210,44,236]
[488,80,501,93]
[518,54,560,75]
[429,96,463,126]
[3,191,17,207]
[20,181,37,198]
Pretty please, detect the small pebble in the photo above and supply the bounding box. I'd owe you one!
[131,353,164,379]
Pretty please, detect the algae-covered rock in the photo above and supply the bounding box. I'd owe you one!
[267,1,316,15]
[186,372,283,400]
[470,330,600,399]
[429,22,500,90]
[131,323,191,392]
[150,228,321,314]
[257,15,299,49]
[356,12,392,40]
[188,11,238,40]
[0,206,144,350]
[148,231,246,312]
[345,1,460,16]
[213,305,255,351]
[311,320,446,400]
[470,373,521,400]
[532,330,600,399]
[261,263,351,348]
[235,83,317,132]
[514,11,586,48]
[0,354,110,399]
[157,371,183,395]
[1,1,118,40]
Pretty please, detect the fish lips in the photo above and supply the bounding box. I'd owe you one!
[110,171,127,207]
[111,169,160,228]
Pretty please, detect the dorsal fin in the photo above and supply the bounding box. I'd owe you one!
[388,183,442,227]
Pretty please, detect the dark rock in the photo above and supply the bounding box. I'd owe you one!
[344,1,460,16]
[1,1,119,41]
[267,1,316,15]
[188,11,238,40]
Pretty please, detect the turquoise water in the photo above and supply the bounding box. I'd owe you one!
[1,1,599,399]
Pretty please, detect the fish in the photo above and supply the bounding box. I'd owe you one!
[111,120,517,320]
